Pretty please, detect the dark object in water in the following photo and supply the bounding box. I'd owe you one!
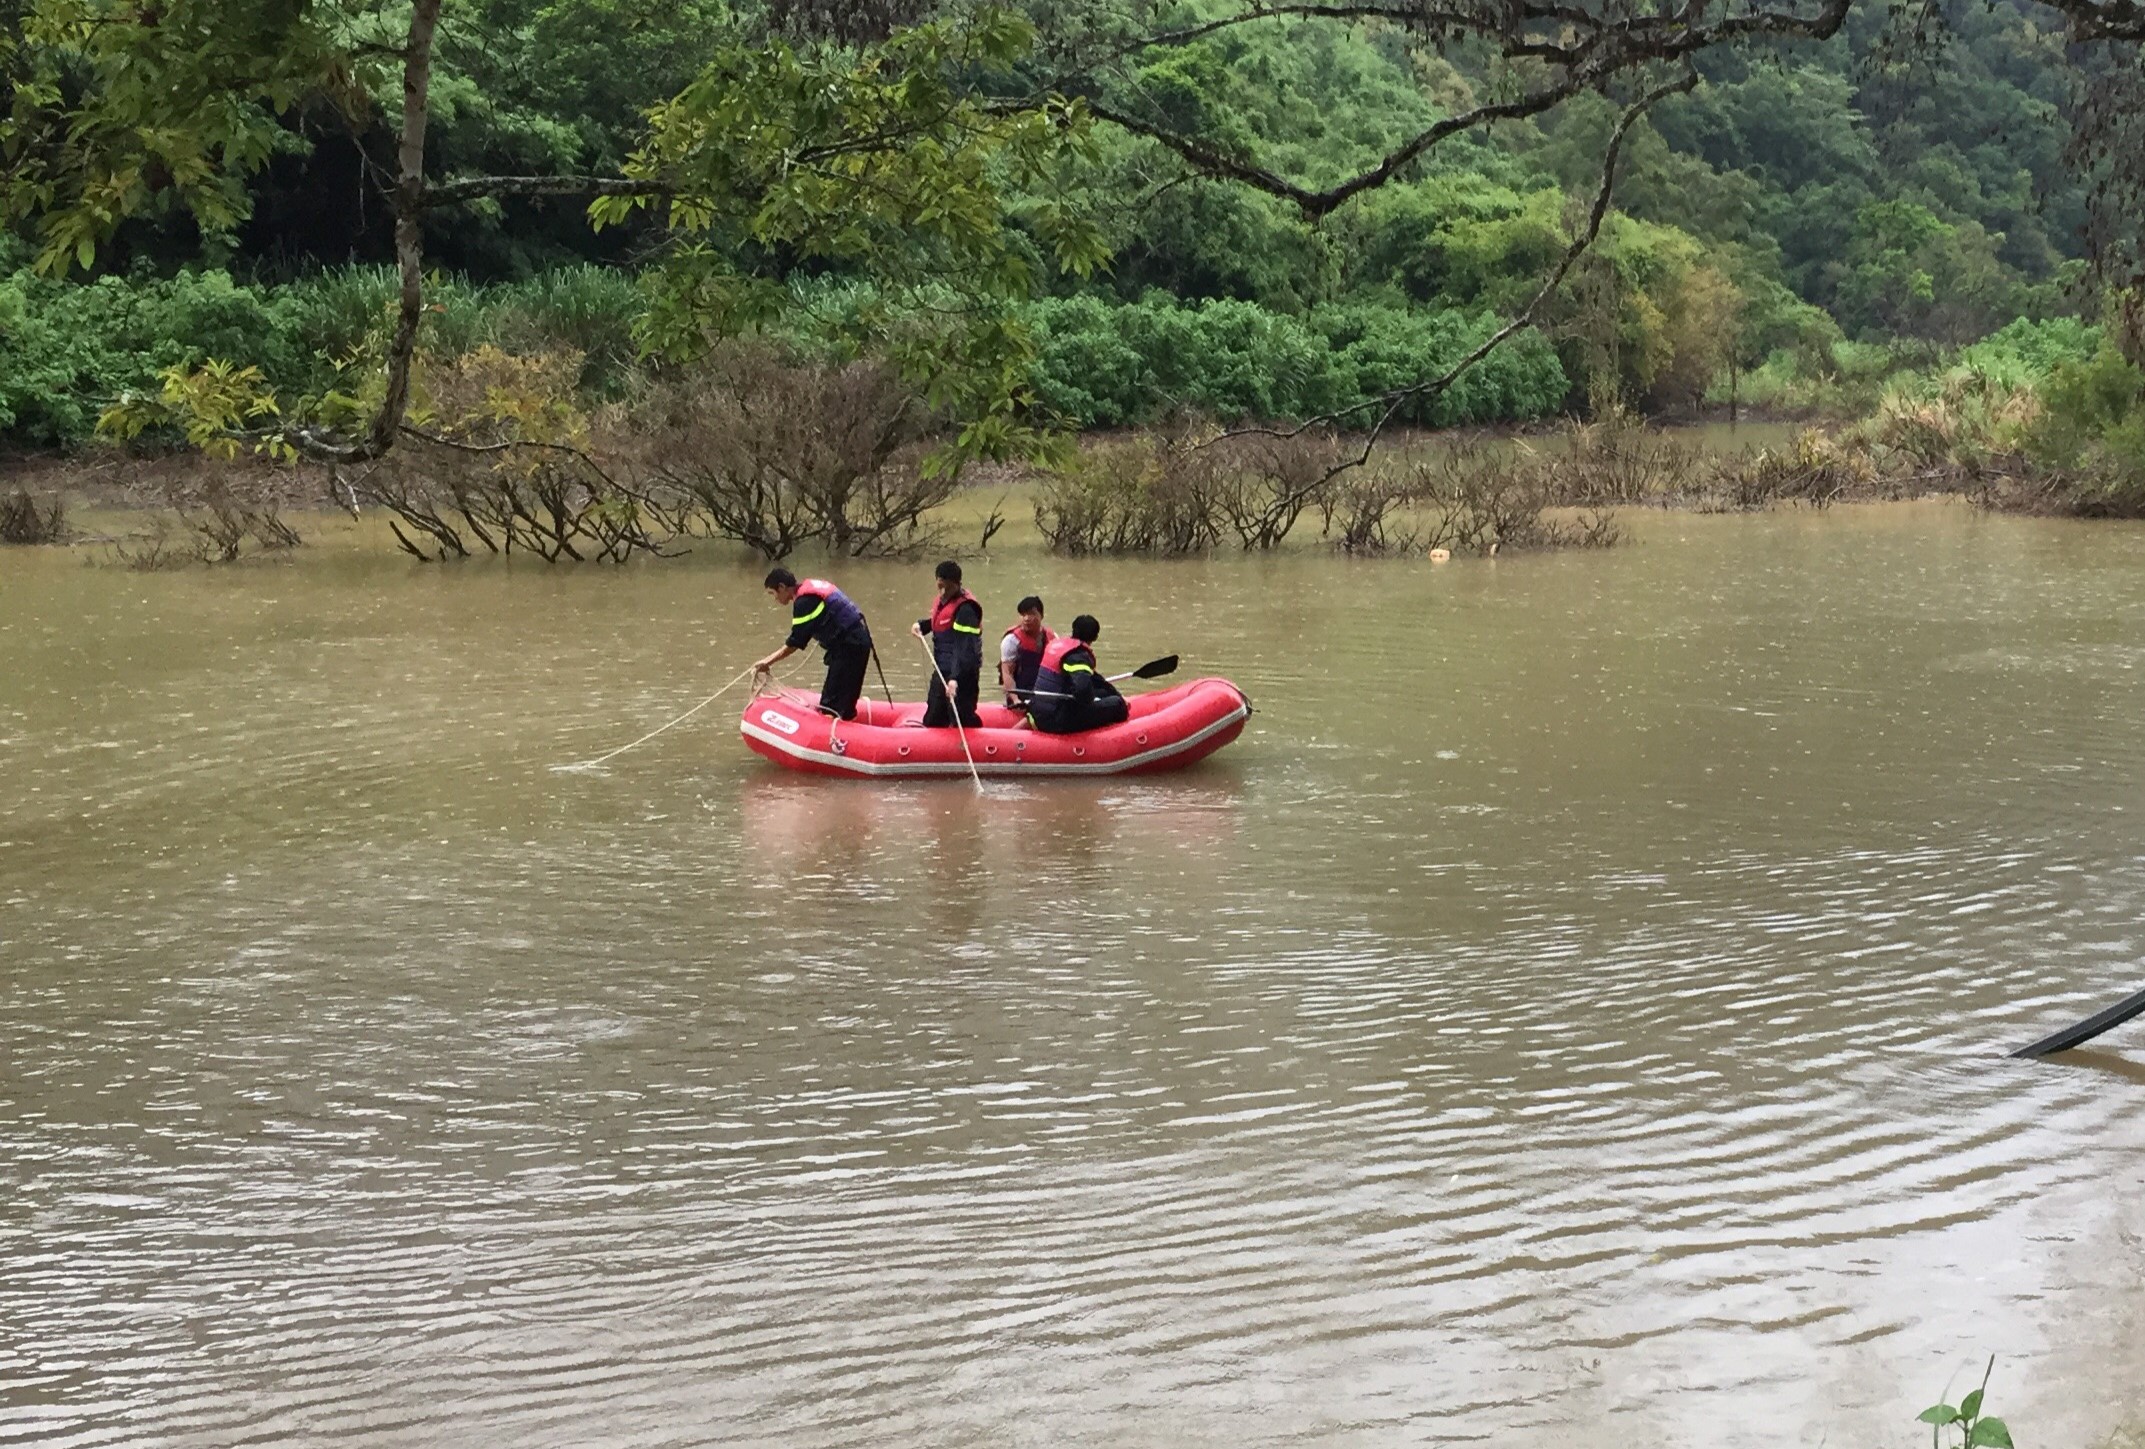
[2012,984,2145,1058]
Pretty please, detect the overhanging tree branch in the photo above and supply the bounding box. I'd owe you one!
[1073,0,1852,218]
[1216,69,1697,487]
[1094,87,1573,217]
[420,174,675,207]
[2036,0,2145,38]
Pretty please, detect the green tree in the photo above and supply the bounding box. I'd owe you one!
[8,0,1103,465]
[1832,198,2033,344]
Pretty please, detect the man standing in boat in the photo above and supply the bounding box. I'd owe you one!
[1028,614,1129,734]
[999,595,1053,708]
[912,560,984,729]
[752,568,875,721]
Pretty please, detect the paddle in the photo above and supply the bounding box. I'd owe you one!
[1112,654,1179,683]
[2011,983,2145,1059]
[868,642,896,706]
[913,634,984,793]
[1022,655,1178,701]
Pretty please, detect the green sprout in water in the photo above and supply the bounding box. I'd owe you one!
[1920,1357,2014,1449]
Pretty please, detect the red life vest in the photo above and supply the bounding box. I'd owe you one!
[1034,634,1098,703]
[1039,634,1091,673]
[789,578,864,639]
[1003,622,1054,692]
[929,587,981,638]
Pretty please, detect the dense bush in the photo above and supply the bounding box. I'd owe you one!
[2021,344,2145,515]
[0,269,301,446]
[2,264,1571,450]
[0,263,650,450]
[1724,317,2103,421]
[1023,293,1567,428]
[1954,317,2102,386]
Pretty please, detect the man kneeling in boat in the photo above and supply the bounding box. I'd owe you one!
[1027,615,1129,734]
[752,568,874,721]
[999,595,1053,708]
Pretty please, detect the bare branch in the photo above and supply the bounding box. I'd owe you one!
[2036,0,2145,38]
[1076,0,1853,217]
[1091,89,1566,216]
[1218,70,1696,483]
[420,174,674,207]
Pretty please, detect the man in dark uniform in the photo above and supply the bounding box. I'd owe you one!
[1028,614,1129,734]
[910,559,983,728]
[753,568,874,720]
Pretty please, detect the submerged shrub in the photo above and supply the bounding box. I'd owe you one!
[1705,428,1881,509]
[0,488,68,544]
[1407,444,1621,554]
[1034,433,1221,555]
[636,342,946,560]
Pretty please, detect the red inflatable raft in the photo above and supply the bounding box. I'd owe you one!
[740,677,1251,778]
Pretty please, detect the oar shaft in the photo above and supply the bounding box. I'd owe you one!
[2012,983,2145,1058]
[916,634,984,792]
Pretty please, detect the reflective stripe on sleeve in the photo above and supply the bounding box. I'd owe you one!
[1062,662,1093,673]
[792,601,825,627]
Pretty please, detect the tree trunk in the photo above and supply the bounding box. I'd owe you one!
[365,0,445,461]
[2119,286,2145,369]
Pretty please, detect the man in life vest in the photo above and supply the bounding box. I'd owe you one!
[752,567,875,720]
[1028,614,1129,734]
[910,558,983,728]
[998,595,1053,707]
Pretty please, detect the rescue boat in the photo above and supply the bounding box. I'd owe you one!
[739,677,1252,778]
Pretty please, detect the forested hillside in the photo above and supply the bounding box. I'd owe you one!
[0,0,2136,469]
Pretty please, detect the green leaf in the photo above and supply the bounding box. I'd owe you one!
[1968,1417,2012,1448]
[1919,1405,1961,1425]
[1961,1390,1983,1420]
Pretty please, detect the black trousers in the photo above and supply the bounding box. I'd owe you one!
[1032,693,1129,734]
[921,665,981,728]
[819,640,870,721]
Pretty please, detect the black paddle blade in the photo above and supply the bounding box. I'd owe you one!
[1131,654,1179,680]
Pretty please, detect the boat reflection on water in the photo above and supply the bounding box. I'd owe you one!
[736,771,1248,899]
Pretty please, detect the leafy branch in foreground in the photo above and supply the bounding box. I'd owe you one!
[14,0,2145,481]
[592,7,1106,472]
[10,0,1104,471]
[1919,1357,2015,1449]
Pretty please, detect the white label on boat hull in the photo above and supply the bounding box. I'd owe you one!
[759,709,801,736]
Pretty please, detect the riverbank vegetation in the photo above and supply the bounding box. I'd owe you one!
[5,0,2145,560]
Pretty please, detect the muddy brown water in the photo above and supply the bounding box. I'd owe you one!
[5,498,2145,1447]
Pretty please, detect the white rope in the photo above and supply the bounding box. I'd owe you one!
[551,664,761,772]
[917,634,985,793]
